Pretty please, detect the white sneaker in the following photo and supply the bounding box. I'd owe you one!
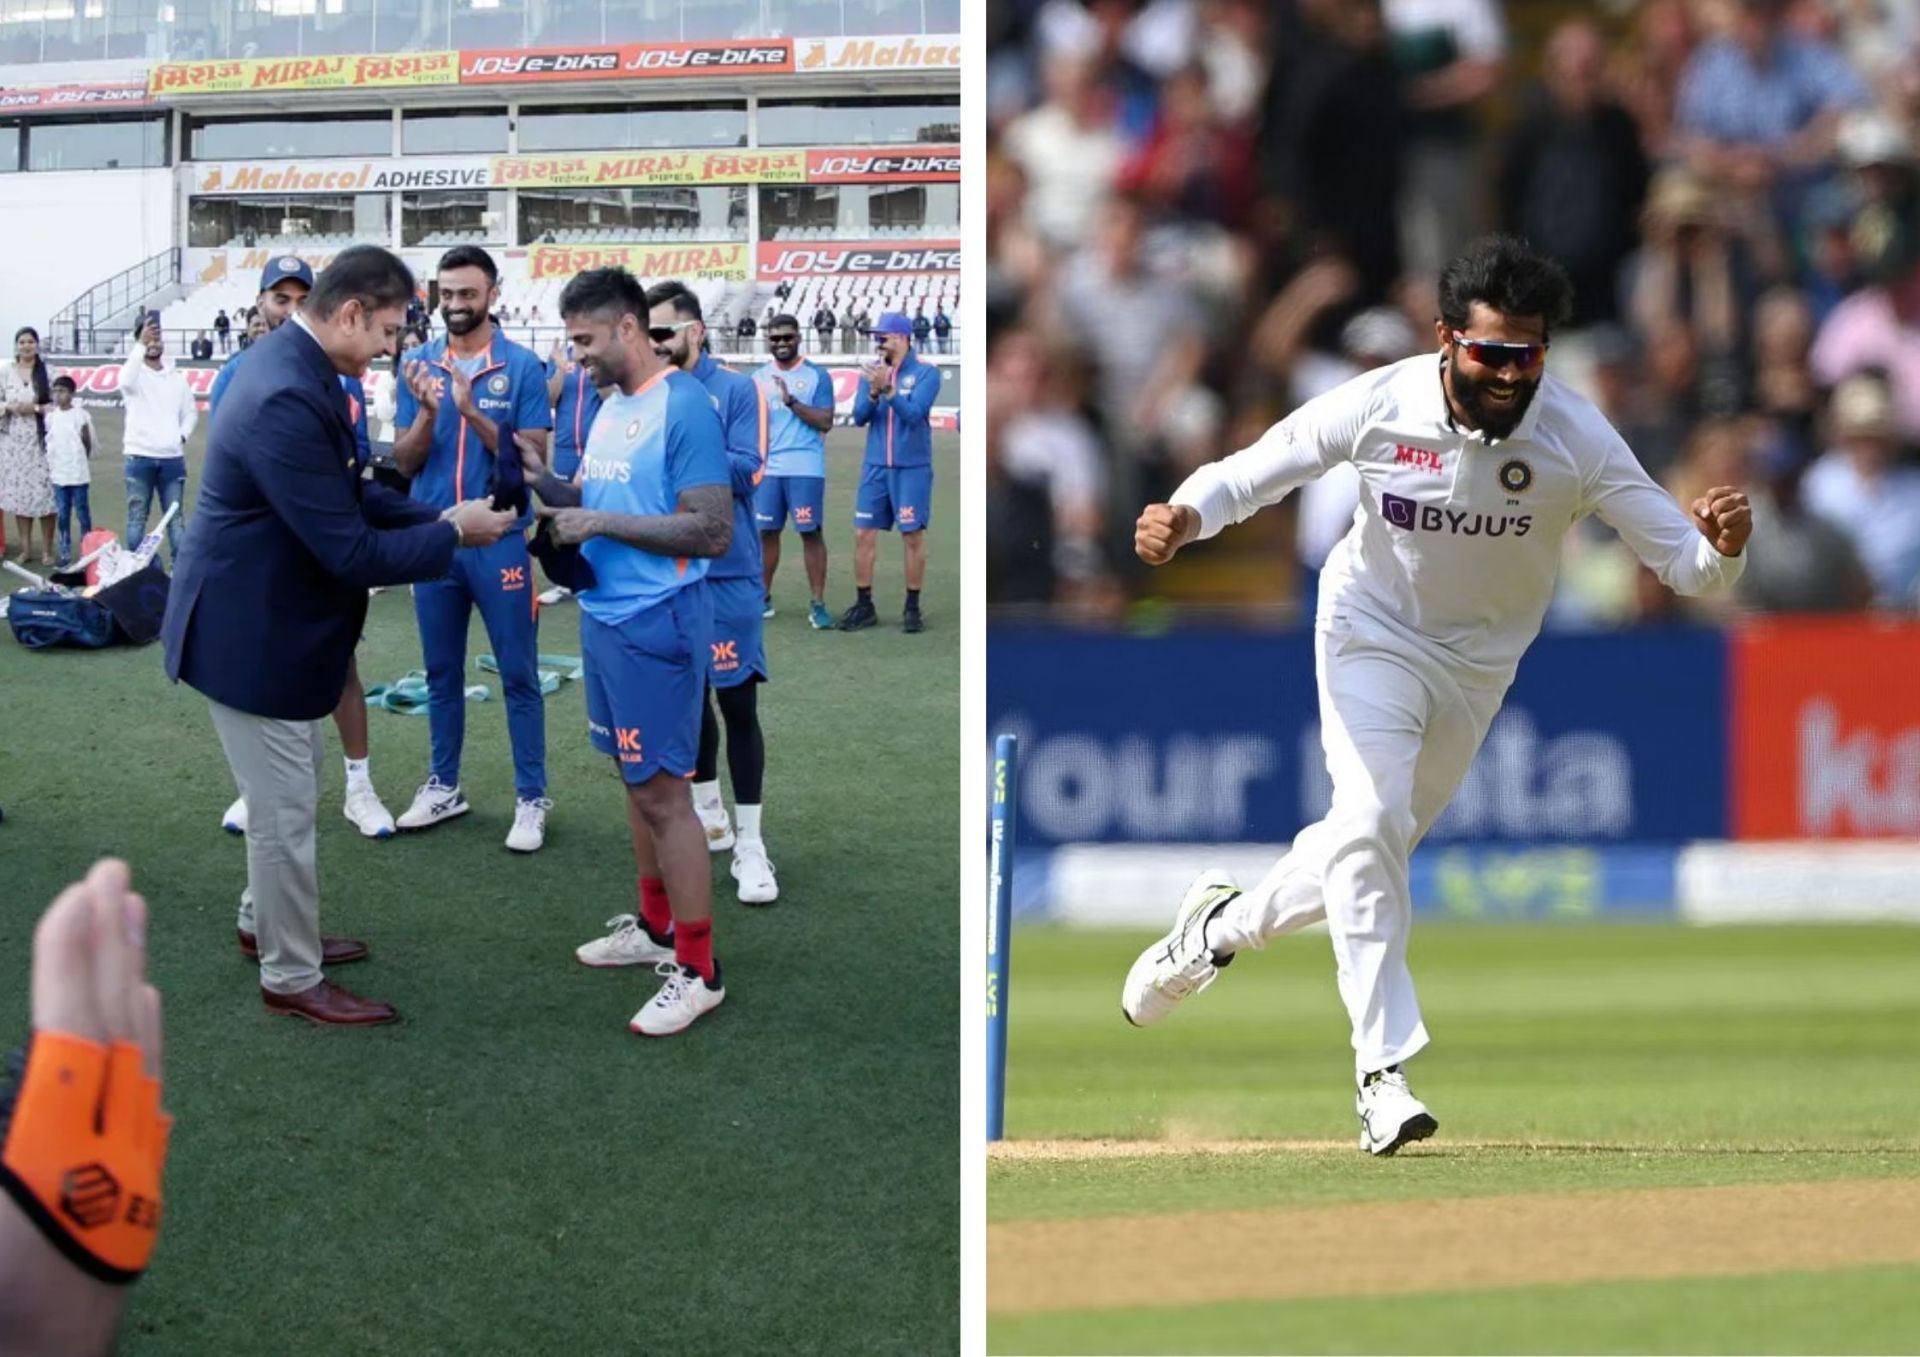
[699,804,735,852]
[1120,869,1241,1028]
[1356,1067,1438,1156]
[629,961,725,1037]
[731,841,779,905]
[343,782,395,839]
[538,585,572,606]
[395,776,469,831]
[575,914,675,968]
[506,797,552,853]
[222,797,248,835]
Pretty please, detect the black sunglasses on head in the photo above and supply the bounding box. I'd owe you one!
[648,321,695,344]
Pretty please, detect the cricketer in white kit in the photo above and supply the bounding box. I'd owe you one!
[1122,237,1753,1155]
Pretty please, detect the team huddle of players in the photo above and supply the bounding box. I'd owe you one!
[211,245,940,1036]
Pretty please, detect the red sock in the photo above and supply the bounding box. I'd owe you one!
[638,876,673,940]
[674,918,714,983]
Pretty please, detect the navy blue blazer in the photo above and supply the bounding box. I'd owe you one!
[162,321,456,720]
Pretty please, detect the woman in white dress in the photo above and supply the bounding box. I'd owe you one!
[0,327,56,564]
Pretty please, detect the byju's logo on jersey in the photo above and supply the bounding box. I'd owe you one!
[1381,492,1531,538]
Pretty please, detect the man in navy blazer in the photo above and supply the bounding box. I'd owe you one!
[162,245,517,1026]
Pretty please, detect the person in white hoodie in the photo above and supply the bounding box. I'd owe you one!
[119,316,197,568]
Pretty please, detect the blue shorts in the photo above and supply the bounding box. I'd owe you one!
[753,474,825,534]
[706,575,768,690]
[854,463,932,534]
[580,582,712,785]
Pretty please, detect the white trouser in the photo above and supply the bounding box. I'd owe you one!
[1209,611,1505,1072]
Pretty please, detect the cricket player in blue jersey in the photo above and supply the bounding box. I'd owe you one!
[839,311,941,633]
[390,246,555,851]
[521,267,735,1035]
[537,338,604,605]
[645,280,779,905]
[751,313,836,630]
[208,255,397,841]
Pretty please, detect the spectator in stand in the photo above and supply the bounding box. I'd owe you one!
[1802,370,1920,606]
[1496,17,1650,328]
[1673,0,1869,227]
[1611,0,1698,164]
[213,308,231,353]
[912,307,932,349]
[1258,0,1409,305]
[840,308,859,352]
[1381,0,1507,283]
[1118,61,1255,231]
[0,326,55,564]
[774,279,793,304]
[1810,173,1920,440]
[811,303,837,352]
[1002,47,1128,248]
[1750,285,1821,458]
[1625,167,1757,416]
[933,304,952,353]
[1738,421,1873,613]
[190,331,214,361]
[736,310,757,350]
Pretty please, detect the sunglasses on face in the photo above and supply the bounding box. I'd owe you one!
[1451,331,1547,371]
[768,332,800,344]
[648,321,696,343]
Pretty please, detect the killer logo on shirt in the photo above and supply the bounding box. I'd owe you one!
[1381,492,1531,538]
[1497,458,1534,493]
[1393,444,1444,474]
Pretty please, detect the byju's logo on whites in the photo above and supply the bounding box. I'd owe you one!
[1381,492,1532,538]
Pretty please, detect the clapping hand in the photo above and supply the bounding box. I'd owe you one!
[404,360,441,412]
[773,374,791,404]
[446,364,476,419]
[862,361,892,396]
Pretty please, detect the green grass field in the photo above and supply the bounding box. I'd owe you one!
[989,921,1920,1354]
[0,415,958,1354]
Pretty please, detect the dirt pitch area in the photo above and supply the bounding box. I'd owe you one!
[989,1169,1920,1317]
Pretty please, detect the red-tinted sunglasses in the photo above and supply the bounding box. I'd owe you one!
[1451,331,1547,371]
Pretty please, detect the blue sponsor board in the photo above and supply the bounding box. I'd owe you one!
[988,625,1728,848]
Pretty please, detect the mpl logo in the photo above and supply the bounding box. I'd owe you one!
[1393,444,1444,474]
[1381,492,1532,538]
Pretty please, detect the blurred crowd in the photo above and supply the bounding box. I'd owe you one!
[985,0,1920,624]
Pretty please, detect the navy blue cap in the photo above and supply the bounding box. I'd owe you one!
[864,311,914,338]
[260,255,314,292]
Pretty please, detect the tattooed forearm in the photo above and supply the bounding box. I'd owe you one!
[533,471,583,507]
[586,484,733,558]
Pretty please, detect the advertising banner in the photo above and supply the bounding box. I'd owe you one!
[794,35,962,73]
[459,40,793,84]
[492,149,804,188]
[192,156,487,195]
[804,147,959,182]
[528,242,749,281]
[988,626,1730,849]
[150,52,458,96]
[757,240,959,279]
[1731,617,1920,839]
[0,81,150,111]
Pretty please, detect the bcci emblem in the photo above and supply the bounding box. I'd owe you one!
[626,419,643,440]
[278,256,300,272]
[1498,459,1533,494]
[488,374,509,395]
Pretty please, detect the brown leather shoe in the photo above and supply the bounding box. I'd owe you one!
[261,980,399,1026]
[238,930,369,966]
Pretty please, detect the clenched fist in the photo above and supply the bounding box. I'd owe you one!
[1691,485,1752,557]
[1135,503,1200,566]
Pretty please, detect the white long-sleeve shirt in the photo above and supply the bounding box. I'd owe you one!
[1172,355,1746,685]
[117,340,197,460]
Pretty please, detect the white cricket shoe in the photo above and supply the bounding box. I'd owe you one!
[395,776,469,831]
[1356,1067,1438,1156]
[506,796,552,853]
[343,783,396,839]
[222,797,248,835]
[629,961,725,1037]
[1120,869,1241,1028]
[575,914,675,968]
[538,585,572,607]
[699,804,735,852]
[731,842,779,905]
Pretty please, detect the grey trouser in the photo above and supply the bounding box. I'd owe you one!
[208,698,325,996]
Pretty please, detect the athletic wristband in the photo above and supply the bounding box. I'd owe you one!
[0,1034,169,1284]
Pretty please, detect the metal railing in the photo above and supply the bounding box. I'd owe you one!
[49,250,181,358]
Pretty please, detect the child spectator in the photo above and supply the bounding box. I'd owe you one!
[44,376,93,566]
